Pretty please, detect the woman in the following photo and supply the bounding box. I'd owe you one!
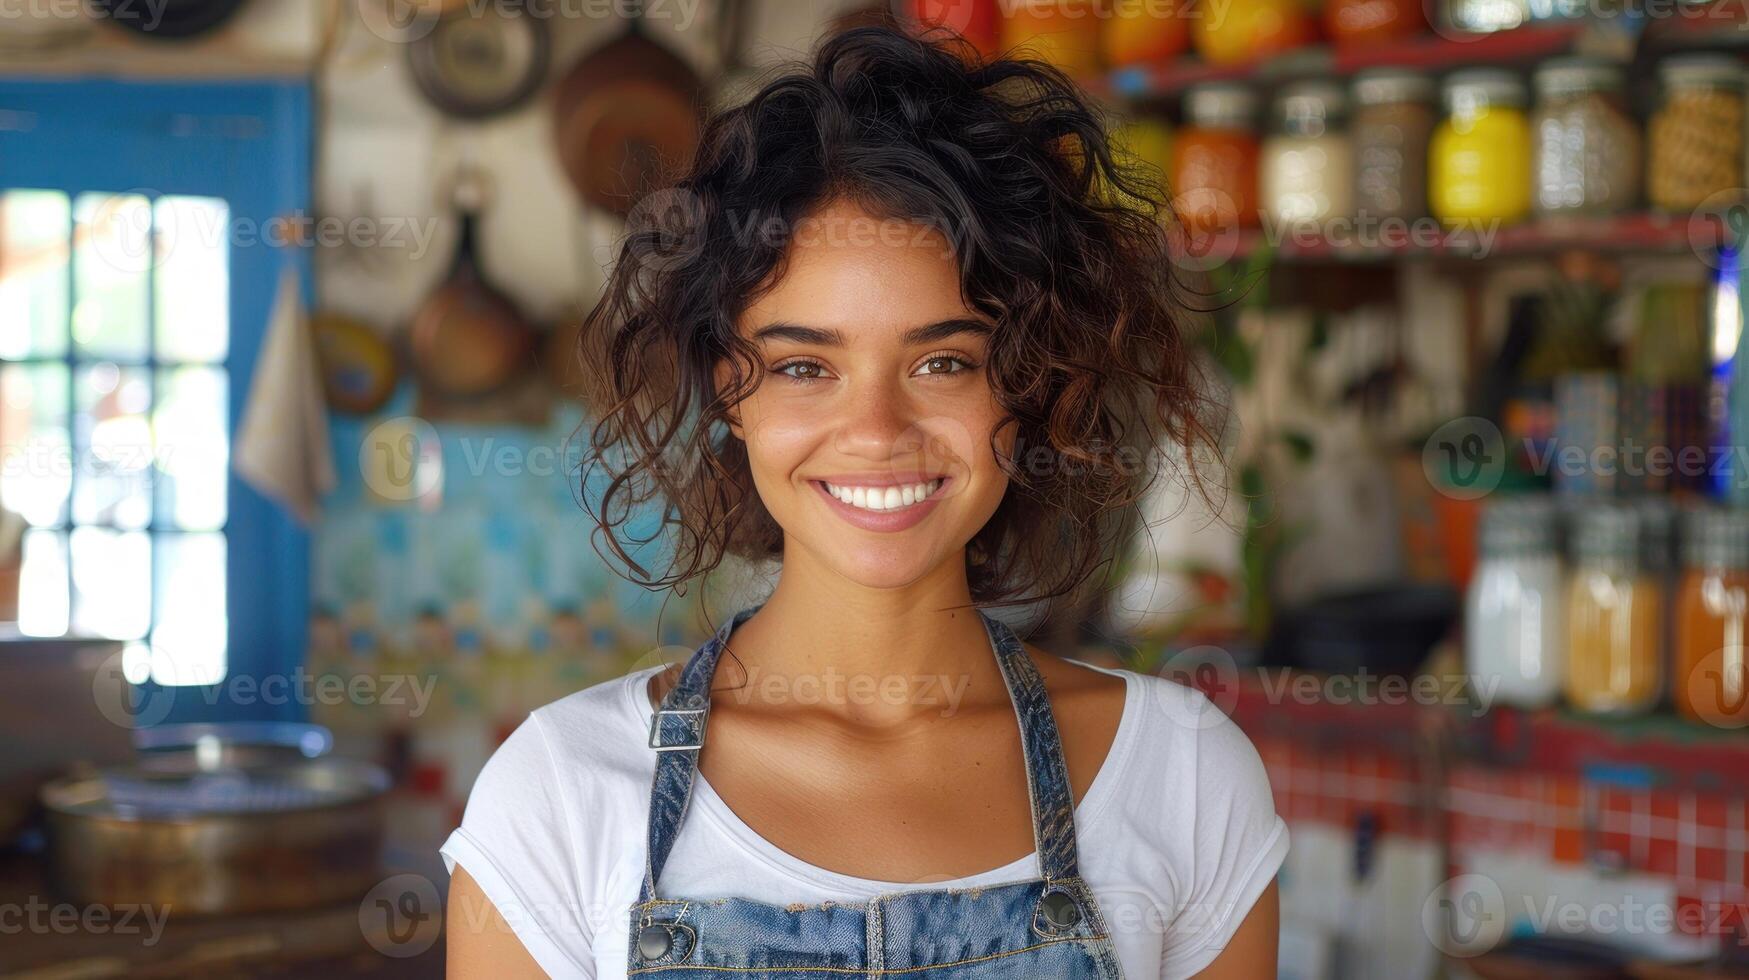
[443,23,1287,979]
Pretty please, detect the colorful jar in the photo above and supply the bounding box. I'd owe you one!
[1565,502,1663,716]
[1192,0,1313,66]
[1648,54,1745,213]
[1533,58,1641,217]
[1431,69,1533,225]
[1353,69,1435,221]
[1262,81,1354,227]
[1674,506,1749,727]
[1467,496,1565,709]
[1173,83,1261,231]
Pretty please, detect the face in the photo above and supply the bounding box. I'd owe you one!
[716,198,1015,591]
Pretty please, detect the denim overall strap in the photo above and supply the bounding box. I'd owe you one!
[976,608,1083,884]
[637,601,767,906]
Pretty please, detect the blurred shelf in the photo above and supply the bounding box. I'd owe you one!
[1460,704,1749,794]
[1103,23,1596,102]
[1209,211,1736,265]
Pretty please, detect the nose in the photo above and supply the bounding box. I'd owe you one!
[833,376,925,461]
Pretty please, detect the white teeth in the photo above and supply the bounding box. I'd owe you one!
[822,479,942,512]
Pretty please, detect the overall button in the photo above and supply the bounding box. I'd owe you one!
[638,924,674,960]
[1039,889,1082,929]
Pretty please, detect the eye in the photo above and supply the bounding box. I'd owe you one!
[916,353,978,377]
[773,358,829,383]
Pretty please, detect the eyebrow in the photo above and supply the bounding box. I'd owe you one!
[749,317,992,347]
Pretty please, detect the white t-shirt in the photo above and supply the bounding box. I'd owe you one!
[440,658,1289,979]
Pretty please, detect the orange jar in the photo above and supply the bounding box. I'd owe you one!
[1172,83,1261,231]
[1324,0,1423,49]
[1674,507,1749,727]
[1566,503,1663,716]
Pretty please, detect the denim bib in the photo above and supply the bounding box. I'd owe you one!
[629,601,1127,978]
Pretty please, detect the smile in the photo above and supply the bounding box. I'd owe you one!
[818,478,944,512]
[809,476,952,532]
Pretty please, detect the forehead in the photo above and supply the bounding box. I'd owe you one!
[740,199,972,337]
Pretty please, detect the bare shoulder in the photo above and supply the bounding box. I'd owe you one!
[1024,641,1127,705]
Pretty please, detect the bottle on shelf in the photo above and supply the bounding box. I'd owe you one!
[1467,495,1566,709]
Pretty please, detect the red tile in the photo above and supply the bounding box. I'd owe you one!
[1694,794,1732,832]
[1695,847,1729,883]
[1554,826,1584,864]
[1599,830,1635,867]
[1651,791,1682,825]
[1648,837,1680,877]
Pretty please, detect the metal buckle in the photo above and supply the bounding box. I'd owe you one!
[647,702,709,752]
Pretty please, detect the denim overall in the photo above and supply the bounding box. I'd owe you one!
[630,601,1127,978]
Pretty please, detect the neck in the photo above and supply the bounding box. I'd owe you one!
[709,548,1010,728]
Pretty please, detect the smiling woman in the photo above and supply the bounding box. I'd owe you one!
[441,22,1285,980]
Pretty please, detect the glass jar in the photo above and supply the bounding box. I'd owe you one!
[1466,496,1565,709]
[1648,54,1745,213]
[1533,58,1641,217]
[1431,69,1533,225]
[1174,83,1261,231]
[1325,0,1422,49]
[1353,69,1435,221]
[1261,81,1353,226]
[1674,506,1749,727]
[1565,503,1663,716]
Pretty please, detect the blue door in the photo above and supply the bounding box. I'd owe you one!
[0,79,312,722]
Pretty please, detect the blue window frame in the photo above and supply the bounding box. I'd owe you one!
[0,79,312,723]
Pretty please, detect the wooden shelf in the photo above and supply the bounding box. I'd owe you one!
[1102,23,1594,102]
[1211,210,1737,265]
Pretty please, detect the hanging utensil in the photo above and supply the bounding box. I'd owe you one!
[408,171,537,399]
[552,0,703,216]
[88,0,249,40]
[313,311,400,415]
[407,0,552,120]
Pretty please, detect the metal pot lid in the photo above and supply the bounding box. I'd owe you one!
[408,3,553,120]
[41,757,390,820]
[89,0,249,40]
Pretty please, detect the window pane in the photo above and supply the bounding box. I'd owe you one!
[17,528,68,637]
[73,363,152,529]
[153,196,229,363]
[152,532,225,687]
[154,366,227,530]
[73,193,150,361]
[0,189,71,360]
[1,363,71,527]
[70,526,149,640]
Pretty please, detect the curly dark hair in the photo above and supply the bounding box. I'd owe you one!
[574,22,1222,618]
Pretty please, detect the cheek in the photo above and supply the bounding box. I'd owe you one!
[738,396,823,473]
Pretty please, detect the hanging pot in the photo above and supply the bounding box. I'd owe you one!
[552,3,703,216]
[408,178,537,399]
[408,0,552,120]
[89,0,249,40]
[313,312,399,415]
